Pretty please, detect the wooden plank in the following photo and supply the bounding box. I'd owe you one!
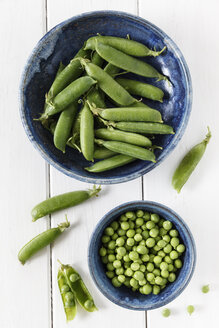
[47,0,145,327]
[0,0,50,327]
[140,0,219,327]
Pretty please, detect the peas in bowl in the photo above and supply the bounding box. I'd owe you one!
[88,201,196,310]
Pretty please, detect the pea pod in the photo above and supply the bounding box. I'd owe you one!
[60,264,97,312]
[57,270,77,322]
[86,87,105,108]
[116,78,164,102]
[95,128,152,147]
[85,154,135,173]
[54,101,78,153]
[47,46,89,100]
[68,108,83,151]
[84,36,166,57]
[172,127,211,193]
[81,60,135,106]
[18,218,70,264]
[104,63,120,76]
[108,121,174,135]
[41,76,96,119]
[95,43,168,81]
[80,103,94,161]
[31,185,101,221]
[92,106,163,123]
[93,146,117,159]
[91,51,104,67]
[95,139,156,162]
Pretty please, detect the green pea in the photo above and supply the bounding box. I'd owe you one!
[162,308,171,317]
[108,240,116,250]
[134,233,142,242]
[129,251,139,261]
[123,277,131,287]
[149,254,155,262]
[147,263,154,272]
[163,221,172,231]
[107,263,114,271]
[187,305,195,315]
[139,240,146,246]
[136,245,147,255]
[118,275,126,283]
[164,255,172,264]
[106,271,115,279]
[130,278,139,288]
[110,221,119,231]
[131,262,140,271]
[125,211,135,219]
[113,260,121,269]
[159,228,167,236]
[140,264,146,272]
[108,254,116,262]
[125,268,133,277]
[153,285,161,295]
[153,269,161,276]
[155,276,163,285]
[141,254,150,262]
[169,229,178,237]
[116,237,125,246]
[202,284,210,293]
[143,212,150,220]
[142,284,152,295]
[149,228,159,238]
[163,235,170,243]
[65,291,74,302]
[117,247,126,256]
[69,273,79,283]
[128,221,135,229]
[115,267,124,275]
[112,277,122,287]
[136,218,144,226]
[101,255,108,264]
[160,262,168,271]
[168,273,176,282]
[146,238,156,248]
[163,244,172,254]
[174,259,182,269]
[151,214,160,223]
[176,244,185,253]
[136,210,144,217]
[117,228,126,236]
[61,284,70,293]
[157,240,167,248]
[112,233,118,240]
[99,247,107,257]
[147,273,155,281]
[123,254,131,262]
[126,237,135,246]
[146,221,156,230]
[170,250,179,260]
[102,235,110,243]
[171,237,180,248]
[142,231,149,239]
[120,214,128,222]
[157,250,165,258]
[84,300,94,310]
[121,222,130,230]
[161,270,169,278]
[168,264,174,272]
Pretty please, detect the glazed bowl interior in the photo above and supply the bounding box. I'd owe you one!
[20,11,192,184]
[88,201,196,310]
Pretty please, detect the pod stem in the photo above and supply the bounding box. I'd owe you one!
[88,185,102,197]
[149,45,167,57]
[58,215,70,232]
[86,100,102,116]
[204,126,211,144]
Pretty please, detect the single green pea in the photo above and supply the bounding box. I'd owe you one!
[136,245,147,255]
[126,229,135,238]
[139,287,144,294]
[157,250,165,258]
[170,250,179,260]
[153,285,161,295]
[162,308,171,317]
[105,227,114,236]
[153,256,162,265]
[108,240,116,250]
[61,284,70,293]
[112,277,122,287]
[155,236,161,242]
[142,231,149,239]
[168,264,174,272]
[149,254,155,262]
[139,240,146,246]
[163,244,172,254]
[65,291,74,302]
[129,251,139,261]
[121,222,130,230]
[69,273,80,283]
[141,254,150,262]
[116,267,124,275]
[158,219,165,227]
[174,259,182,269]
[123,254,130,262]
[157,240,167,248]
[170,237,180,248]
[153,269,161,276]
[155,276,163,285]
[106,271,115,279]
[117,246,126,256]
[143,212,150,221]
[141,224,147,231]
[124,277,131,287]
[147,273,155,281]
[84,300,94,310]
[101,255,108,264]
[131,262,140,271]
[164,255,172,264]
[99,247,107,257]
[176,244,185,253]
[161,270,169,278]
[110,221,119,231]
[149,228,159,238]
[65,301,75,308]
[202,284,210,293]
[134,271,144,281]
[136,210,144,217]
[147,262,154,272]
[187,305,195,315]
[113,260,121,269]
[106,263,114,271]
[160,262,168,271]
[108,254,116,262]
[112,233,118,240]
[168,273,176,282]
[130,278,139,288]
[163,235,170,243]
[159,228,167,236]
[146,221,156,230]
[134,233,143,242]
[117,228,126,236]
[118,275,126,283]
[116,237,125,246]
[125,211,135,219]
[128,221,135,229]
[146,238,156,248]
[140,264,146,272]
[169,229,178,237]
[107,249,114,254]
[136,218,144,226]
[120,214,128,222]
[142,284,152,295]
[151,214,160,223]
[125,268,133,277]
[126,237,135,246]
[102,235,110,243]
[163,221,172,231]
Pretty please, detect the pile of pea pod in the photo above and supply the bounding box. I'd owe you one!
[39,35,174,173]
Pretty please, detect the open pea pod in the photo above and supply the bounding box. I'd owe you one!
[60,264,98,312]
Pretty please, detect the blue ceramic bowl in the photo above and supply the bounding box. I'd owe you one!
[88,201,196,310]
[20,11,192,184]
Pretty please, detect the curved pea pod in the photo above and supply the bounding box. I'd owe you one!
[92,106,163,123]
[80,103,94,161]
[84,36,166,57]
[61,264,98,312]
[81,60,135,106]
[93,146,117,159]
[85,154,135,173]
[95,139,156,162]
[54,101,78,153]
[172,127,211,193]
[116,78,164,102]
[47,46,89,100]
[18,218,70,264]
[95,43,168,82]
[86,87,106,108]
[31,185,101,221]
[57,269,77,322]
[109,121,174,135]
[91,51,104,67]
[41,76,97,119]
[104,63,120,76]
[95,128,152,147]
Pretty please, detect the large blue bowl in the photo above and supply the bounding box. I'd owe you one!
[88,201,196,310]
[20,11,192,184]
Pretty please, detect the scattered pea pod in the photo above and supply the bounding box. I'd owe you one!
[84,35,166,57]
[80,102,94,161]
[18,218,70,264]
[41,76,96,119]
[95,139,156,162]
[85,154,135,173]
[31,185,101,221]
[91,105,163,123]
[54,101,78,153]
[95,43,168,81]
[58,270,77,322]
[107,121,174,135]
[81,59,135,106]
[59,263,97,312]
[172,127,211,193]
[116,78,164,102]
[95,127,152,147]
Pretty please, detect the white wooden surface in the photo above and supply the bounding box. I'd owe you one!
[1,1,219,328]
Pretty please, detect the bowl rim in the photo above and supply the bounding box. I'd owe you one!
[20,10,192,184]
[88,200,196,310]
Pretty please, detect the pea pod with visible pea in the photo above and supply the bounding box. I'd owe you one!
[85,154,135,173]
[58,269,77,322]
[84,35,166,57]
[31,185,101,221]
[18,217,70,264]
[80,102,94,161]
[105,121,174,135]
[60,263,98,312]
[172,127,211,193]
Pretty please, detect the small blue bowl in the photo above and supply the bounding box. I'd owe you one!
[88,201,196,310]
[20,11,192,184]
